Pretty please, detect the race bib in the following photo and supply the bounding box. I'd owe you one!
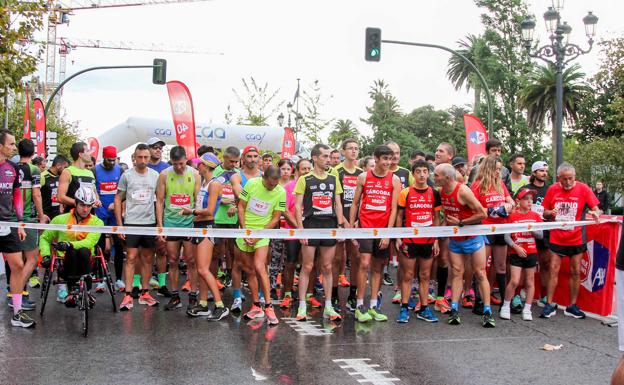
[411,220,432,227]
[312,192,333,215]
[99,181,118,195]
[132,189,151,204]
[342,175,358,203]
[248,197,270,216]
[169,194,191,209]
[51,187,59,207]
[364,195,388,211]
[554,201,577,230]
[221,184,235,201]
[531,204,544,217]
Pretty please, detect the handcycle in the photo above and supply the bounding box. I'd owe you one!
[40,243,117,337]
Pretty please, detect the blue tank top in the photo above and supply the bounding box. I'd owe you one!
[241,170,262,188]
[95,164,122,224]
[196,172,236,217]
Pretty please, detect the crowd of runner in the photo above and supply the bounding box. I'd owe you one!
[0,128,602,329]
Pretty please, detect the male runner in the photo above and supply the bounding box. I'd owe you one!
[237,166,285,325]
[331,138,363,311]
[261,153,273,172]
[294,144,344,322]
[116,144,160,310]
[0,130,30,327]
[230,145,263,313]
[540,163,601,319]
[509,154,529,195]
[40,155,68,220]
[350,144,401,323]
[156,146,200,310]
[329,149,341,169]
[395,160,442,323]
[57,141,98,209]
[434,163,494,327]
[146,136,169,292]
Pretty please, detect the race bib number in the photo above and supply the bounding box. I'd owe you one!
[132,189,151,204]
[554,201,577,230]
[170,194,191,209]
[99,181,118,195]
[364,195,388,211]
[221,184,235,201]
[312,192,333,215]
[248,197,270,217]
[342,175,358,203]
[51,187,59,207]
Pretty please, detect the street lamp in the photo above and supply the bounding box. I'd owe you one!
[277,113,284,127]
[520,5,598,170]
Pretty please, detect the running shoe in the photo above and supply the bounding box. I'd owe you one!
[265,306,279,325]
[462,295,474,309]
[208,306,230,321]
[444,287,452,299]
[332,298,342,313]
[355,306,372,323]
[280,295,293,309]
[149,276,159,288]
[157,285,174,298]
[187,303,211,317]
[540,303,556,318]
[367,308,388,322]
[296,306,307,321]
[511,295,523,314]
[307,296,322,309]
[376,291,383,311]
[139,292,159,307]
[537,296,548,308]
[244,304,265,320]
[114,279,126,292]
[499,306,511,320]
[448,309,461,325]
[522,308,533,321]
[131,286,140,299]
[164,295,182,311]
[323,306,342,321]
[28,275,41,288]
[231,297,243,314]
[181,280,191,292]
[7,298,36,311]
[95,281,106,293]
[489,294,502,306]
[391,290,402,304]
[413,300,422,313]
[472,299,485,315]
[482,311,496,328]
[564,304,586,319]
[383,273,394,286]
[11,310,35,328]
[427,292,436,304]
[434,298,451,314]
[119,294,133,311]
[408,296,416,311]
[346,297,357,312]
[338,274,350,287]
[417,307,439,323]
[57,284,69,303]
[396,307,409,323]
[222,274,232,287]
[217,279,225,290]
[188,293,198,308]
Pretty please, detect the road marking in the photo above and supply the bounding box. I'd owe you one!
[282,317,333,336]
[333,358,401,384]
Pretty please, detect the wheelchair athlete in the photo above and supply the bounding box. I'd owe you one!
[40,186,104,307]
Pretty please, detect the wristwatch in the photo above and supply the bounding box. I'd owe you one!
[192,209,197,216]
[458,220,464,227]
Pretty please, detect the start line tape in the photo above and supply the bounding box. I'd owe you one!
[0,219,616,240]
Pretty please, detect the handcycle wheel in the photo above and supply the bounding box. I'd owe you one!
[40,267,53,316]
[80,282,89,338]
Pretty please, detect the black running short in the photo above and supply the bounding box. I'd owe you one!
[405,243,434,260]
[549,243,587,257]
[510,253,538,268]
[192,220,215,245]
[0,228,22,254]
[359,239,390,259]
[124,223,156,249]
[285,239,301,263]
[303,217,337,247]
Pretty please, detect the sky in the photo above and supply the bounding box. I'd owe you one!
[32,0,622,154]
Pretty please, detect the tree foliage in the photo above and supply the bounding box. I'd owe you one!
[232,77,282,126]
[0,1,46,98]
[327,119,358,149]
[300,80,333,145]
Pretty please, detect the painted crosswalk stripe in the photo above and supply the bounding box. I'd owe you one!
[333,358,401,384]
[282,318,334,336]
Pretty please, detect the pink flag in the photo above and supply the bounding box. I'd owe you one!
[464,114,488,163]
[23,85,31,139]
[33,98,46,157]
[166,81,197,159]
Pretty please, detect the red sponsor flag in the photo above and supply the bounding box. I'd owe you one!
[23,84,31,139]
[463,114,488,163]
[281,127,296,159]
[166,81,197,158]
[33,98,46,157]
[551,216,623,316]
[87,137,100,162]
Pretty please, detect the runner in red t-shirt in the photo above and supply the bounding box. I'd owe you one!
[349,145,401,323]
[395,160,442,323]
[540,163,601,319]
[500,188,543,321]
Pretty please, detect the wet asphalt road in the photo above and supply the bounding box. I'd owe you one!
[0,269,619,385]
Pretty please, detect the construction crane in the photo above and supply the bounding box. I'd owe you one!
[44,0,213,103]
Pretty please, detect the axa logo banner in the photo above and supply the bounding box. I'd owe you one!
[581,240,609,293]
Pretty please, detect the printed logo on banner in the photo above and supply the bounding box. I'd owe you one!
[37,130,44,143]
[35,108,42,121]
[580,240,609,293]
[154,129,173,136]
[173,101,187,115]
[200,127,226,140]
[469,131,487,145]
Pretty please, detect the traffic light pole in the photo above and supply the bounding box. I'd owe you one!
[44,63,165,116]
[381,39,493,137]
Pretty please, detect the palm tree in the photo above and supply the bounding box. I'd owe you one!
[446,34,490,113]
[519,63,591,130]
[328,119,358,148]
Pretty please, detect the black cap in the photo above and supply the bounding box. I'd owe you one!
[452,156,467,167]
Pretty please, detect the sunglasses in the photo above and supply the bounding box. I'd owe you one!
[150,145,163,150]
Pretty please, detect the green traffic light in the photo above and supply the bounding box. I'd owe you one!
[371,49,379,57]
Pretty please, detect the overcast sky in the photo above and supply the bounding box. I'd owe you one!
[35,0,622,146]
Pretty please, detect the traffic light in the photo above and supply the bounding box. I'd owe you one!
[152,58,167,84]
[365,27,381,62]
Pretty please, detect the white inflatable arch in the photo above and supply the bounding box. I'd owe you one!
[94,117,286,158]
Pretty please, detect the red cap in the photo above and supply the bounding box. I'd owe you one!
[515,188,537,201]
[242,145,260,156]
[102,146,117,159]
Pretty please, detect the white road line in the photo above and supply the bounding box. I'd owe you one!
[333,358,401,384]
[282,317,334,336]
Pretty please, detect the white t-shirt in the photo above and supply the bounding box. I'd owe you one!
[117,167,159,225]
